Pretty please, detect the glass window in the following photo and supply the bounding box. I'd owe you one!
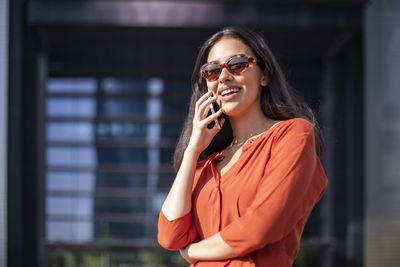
[47,221,94,243]
[47,196,94,217]
[46,147,97,167]
[94,221,147,239]
[96,122,147,139]
[163,79,191,96]
[101,78,147,94]
[47,172,95,191]
[162,99,189,116]
[47,97,97,117]
[98,99,147,116]
[94,197,146,214]
[47,77,97,93]
[45,76,188,252]
[47,122,94,142]
[161,123,183,138]
[95,173,147,189]
[96,148,148,164]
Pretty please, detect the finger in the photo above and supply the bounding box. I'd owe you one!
[195,90,213,110]
[208,115,226,134]
[200,108,223,127]
[198,96,217,118]
[199,95,217,108]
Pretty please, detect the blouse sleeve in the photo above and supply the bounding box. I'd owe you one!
[157,159,209,250]
[157,210,199,250]
[219,119,327,257]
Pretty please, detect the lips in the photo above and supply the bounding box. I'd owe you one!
[218,86,241,101]
[220,88,239,96]
[218,87,241,96]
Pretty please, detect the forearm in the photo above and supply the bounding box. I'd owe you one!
[182,233,236,261]
[161,147,200,221]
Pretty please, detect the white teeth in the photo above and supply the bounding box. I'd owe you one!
[221,88,240,96]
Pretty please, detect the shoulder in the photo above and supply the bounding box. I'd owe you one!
[268,118,316,152]
[274,118,314,138]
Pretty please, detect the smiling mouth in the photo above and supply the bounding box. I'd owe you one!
[220,88,241,97]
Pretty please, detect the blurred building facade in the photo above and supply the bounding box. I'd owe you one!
[1,0,400,267]
[364,1,400,266]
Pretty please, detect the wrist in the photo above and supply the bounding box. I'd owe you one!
[180,244,198,264]
[186,242,197,259]
[184,146,202,158]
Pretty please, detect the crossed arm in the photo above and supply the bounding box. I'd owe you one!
[179,233,236,264]
[160,146,237,262]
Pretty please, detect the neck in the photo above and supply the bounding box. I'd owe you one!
[229,104,274,144]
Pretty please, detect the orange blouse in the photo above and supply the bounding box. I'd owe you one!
[158,118,328,266]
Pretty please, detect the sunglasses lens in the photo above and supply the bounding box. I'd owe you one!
[200,55,254,81]
[201,63,220,81]
[228,56,250,75]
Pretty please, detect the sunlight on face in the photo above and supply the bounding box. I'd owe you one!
[206,38,266,118]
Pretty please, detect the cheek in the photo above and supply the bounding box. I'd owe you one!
[206,82,218,93]
[243,77,262,94]
[242,69,263,90]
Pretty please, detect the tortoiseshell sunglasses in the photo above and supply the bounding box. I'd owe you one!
[200,54,257,81]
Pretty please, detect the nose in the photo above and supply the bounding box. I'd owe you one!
[218,67,233,83]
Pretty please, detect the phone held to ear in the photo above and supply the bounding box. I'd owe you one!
[207,89,221,129]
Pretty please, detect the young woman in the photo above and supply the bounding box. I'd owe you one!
[158,27,328,266]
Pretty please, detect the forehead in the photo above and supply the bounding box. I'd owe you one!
[207,38,255,62]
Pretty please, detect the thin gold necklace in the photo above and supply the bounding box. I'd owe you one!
[229,120,282,148]
[229,133,254,148]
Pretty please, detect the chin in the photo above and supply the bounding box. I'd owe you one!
[220,103,236,115]
[222,101,255,118]
[222,106,242,117]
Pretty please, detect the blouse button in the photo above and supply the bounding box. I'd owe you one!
[249,139,254,144]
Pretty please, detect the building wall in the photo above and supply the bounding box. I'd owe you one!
[365,1,400,266]
[0,0,9,265]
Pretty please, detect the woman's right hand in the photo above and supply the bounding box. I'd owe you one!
[187,90,225,154]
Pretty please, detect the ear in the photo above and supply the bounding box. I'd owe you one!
[260,74,269,87]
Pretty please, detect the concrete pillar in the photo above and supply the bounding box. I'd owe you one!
[0,0,9,265]
[365,1,400,266]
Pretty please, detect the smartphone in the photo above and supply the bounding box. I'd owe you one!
[207,90,221,129]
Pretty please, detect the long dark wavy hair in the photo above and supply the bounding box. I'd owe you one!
[173,27,324,171]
